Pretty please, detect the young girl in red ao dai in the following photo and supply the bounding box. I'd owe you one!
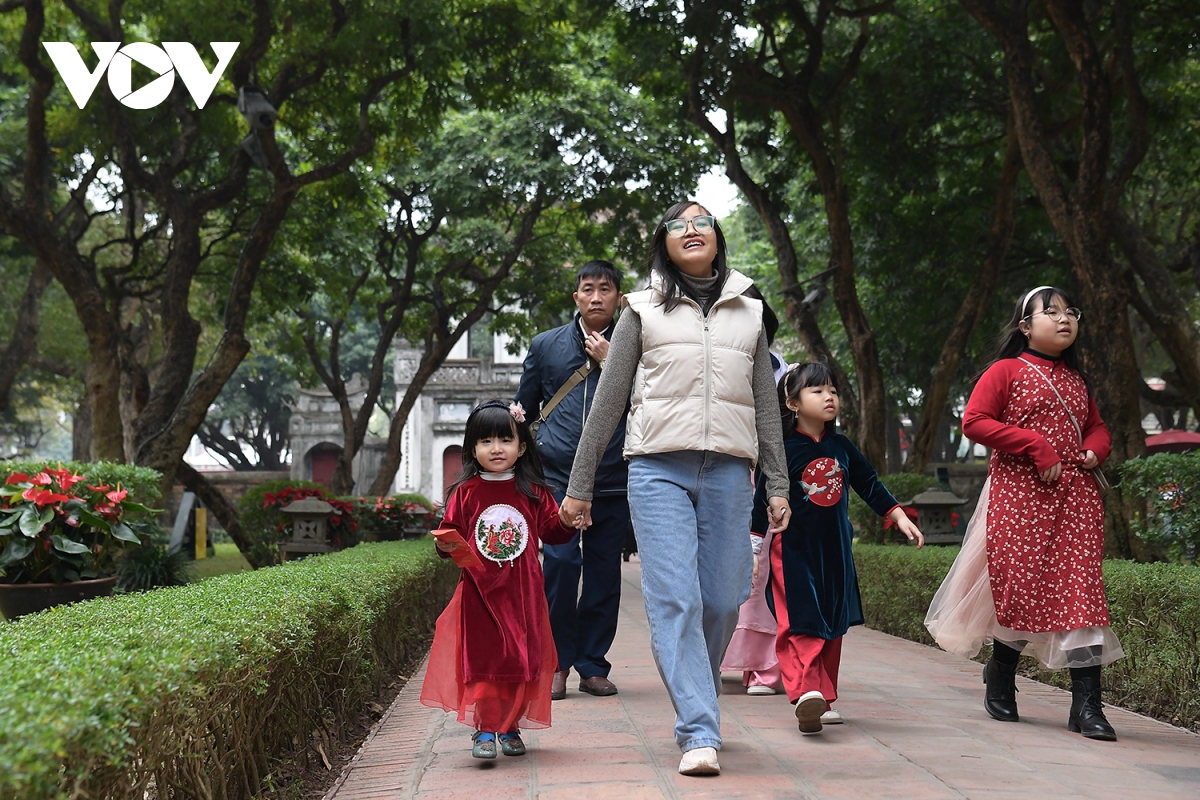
[420,401,578,759]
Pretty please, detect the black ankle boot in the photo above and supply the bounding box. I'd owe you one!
[1068,675,1117,741]
[983,658,1019,722]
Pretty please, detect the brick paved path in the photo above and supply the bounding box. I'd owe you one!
[326,560,1199,800]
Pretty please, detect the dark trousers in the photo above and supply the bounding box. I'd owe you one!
[544,492,629,679]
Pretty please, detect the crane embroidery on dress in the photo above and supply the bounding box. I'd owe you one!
[801,457,844,507]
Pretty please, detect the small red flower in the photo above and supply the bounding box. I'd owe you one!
[5,473,30,485]
[31,473,52,486]
[22,487,70,507]
[87,484,111,493]
[105,488,128,504]
[45,466,85,490]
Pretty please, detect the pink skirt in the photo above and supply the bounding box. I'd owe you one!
[721,530,779,672]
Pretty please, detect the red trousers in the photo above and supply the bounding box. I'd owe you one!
[770,533,842,708]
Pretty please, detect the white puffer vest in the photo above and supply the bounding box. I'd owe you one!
[622,268,763,464]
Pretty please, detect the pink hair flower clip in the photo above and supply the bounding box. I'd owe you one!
[509,402,526,424]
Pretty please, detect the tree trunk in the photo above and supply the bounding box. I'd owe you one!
[907,123,1022,474]
[1111,206,1200,422]
[177,462,270,569]
[0,260,54,411]
[960,0,1149,558]
[72,389,93,461]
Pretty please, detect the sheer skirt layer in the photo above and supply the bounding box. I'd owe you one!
[924,478,1123,670]
[420,584,558,730]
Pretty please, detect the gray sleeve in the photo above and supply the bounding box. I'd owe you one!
[565,311,641,501]
[753,328,790,500]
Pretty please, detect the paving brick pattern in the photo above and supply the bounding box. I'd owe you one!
[326,560,1200,800]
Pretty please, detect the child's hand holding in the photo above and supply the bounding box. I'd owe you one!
[435,540,454,554]
[766,497,791,535]
[560,496,592,529]
[886,507,925,548]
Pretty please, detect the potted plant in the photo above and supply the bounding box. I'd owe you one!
[0,465,152,619]
[355,494,435,541]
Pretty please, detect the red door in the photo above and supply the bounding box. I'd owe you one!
[311,448,341,488]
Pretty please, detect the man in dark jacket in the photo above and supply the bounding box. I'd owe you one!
[516,260,629,699]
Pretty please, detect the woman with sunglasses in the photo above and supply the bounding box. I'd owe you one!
[926,286,1122,742]
[560,201,792,776]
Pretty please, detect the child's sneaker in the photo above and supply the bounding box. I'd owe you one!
[794,690,825,734]
[746,685,777,695]
[471,731,497,759]
[820,709,843,724]
[498,730,526,756]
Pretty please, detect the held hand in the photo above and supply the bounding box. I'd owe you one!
[1081,450,1099,470]
[435,540,454,554]
[584,332,610,364]
[1039,462,1063,482]
[887,508,925,548]
[766,497,791,535]
[560,496,593,529]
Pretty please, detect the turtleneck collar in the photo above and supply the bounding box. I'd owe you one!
[480,469,515,482]
[1022,347,1063,363]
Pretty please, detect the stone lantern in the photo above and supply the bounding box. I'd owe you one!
[904,489,967,545]
[278,496,335,561]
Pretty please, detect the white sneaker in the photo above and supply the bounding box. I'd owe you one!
[746,685,777,696]
[794,690,825,734]
[821,709,843,724]
[678,746,720,776]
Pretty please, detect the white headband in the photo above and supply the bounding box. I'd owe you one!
[1020,285,1053,317]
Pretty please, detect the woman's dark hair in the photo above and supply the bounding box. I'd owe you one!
[777,361,839,438]
[646,200,729,312]
[445,400,552,503]
[742,284,779,345]
[979,286,1091,394]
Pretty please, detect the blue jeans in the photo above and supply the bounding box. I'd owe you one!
[545,492,630,678]
[627,451,754,752]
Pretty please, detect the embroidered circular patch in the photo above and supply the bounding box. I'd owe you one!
[474,504,529,564]
[800,457,844,507]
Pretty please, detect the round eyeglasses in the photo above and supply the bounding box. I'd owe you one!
[663,215,715,238]
[1030,307,1082,323]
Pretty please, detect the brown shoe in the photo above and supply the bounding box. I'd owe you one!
[551,669,568,701]
[579,675,618,696]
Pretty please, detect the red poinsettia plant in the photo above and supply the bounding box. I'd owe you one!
[262,486,357,545]
[0,466,153,584]
[355,495,433,534]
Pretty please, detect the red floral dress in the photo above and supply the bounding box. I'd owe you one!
[961,352,1112,632]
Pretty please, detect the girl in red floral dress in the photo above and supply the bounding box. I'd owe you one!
[420,401,578,759]
[926,286,1122,741]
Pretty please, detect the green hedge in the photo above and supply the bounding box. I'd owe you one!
[0,541,457,799]
[854,543,1200,731]
[0,461,162,505]
[849,473,945,543]
[1120,452,1200,560]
